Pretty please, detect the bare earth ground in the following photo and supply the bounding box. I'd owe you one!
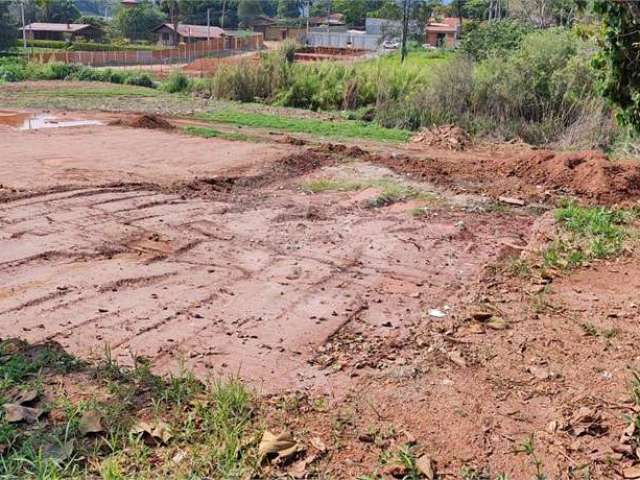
[1,112,640,479]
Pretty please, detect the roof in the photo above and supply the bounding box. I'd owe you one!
[154,23,225,39]
[425,17,461,33]
[121,0,139,4]
[21,23,92,33]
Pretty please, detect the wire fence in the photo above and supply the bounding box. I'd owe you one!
[30,34,264,68]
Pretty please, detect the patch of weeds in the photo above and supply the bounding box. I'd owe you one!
[461,466,490,480]
[183,125,254,142]
[396,446,422,480]
[0,338,262,480]
[544,200,634,269]
[410,206,430,217]
[507,258,531,278]
[581,322,599,337]
[197,109,411,142]
[517,435,547,480]
[302,177,426,207]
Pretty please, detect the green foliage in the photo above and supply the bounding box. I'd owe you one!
[113,0,166,41]
[237,0,264,27]
[15,39,159,52]
[198,108,410,142]
[0,1,17,53]
[37,0,81,23]
[161,70,191,93]
[543,200,633,269]
[461,20,532,60]
[277,0,300,18]
[593,1,640,131]
[0,57,160,89]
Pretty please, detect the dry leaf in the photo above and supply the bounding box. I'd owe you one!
[4,403,43,423]
[624,465,640,479]
[310,436,327,453]
[258,431,297,462]
[487,316,508,330]
[42,440,74,462]
[79,410,104,436]
[131,419,173,444]
[289,454,317,479]
[448,350,467,368]
[11,389,39,405]
[528,366,551,380]
[416,454,435,480]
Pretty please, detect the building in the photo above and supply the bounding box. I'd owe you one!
[120,0,139,8]
[153,23,225,46]
[20,23,101,41]
[424,17,461,48]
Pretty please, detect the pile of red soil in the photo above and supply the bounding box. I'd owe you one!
[411,124,470,151]
[111,114,174,130]
[507,150,640,202]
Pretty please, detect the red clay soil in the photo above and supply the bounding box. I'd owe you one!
[3,114,640,477]
[507,150,640,203]
[112,114,175,130]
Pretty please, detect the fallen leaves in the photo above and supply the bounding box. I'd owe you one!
[416,454,435,480]
[131,419,173,444]
[3,403,44,423]
[259,431,298,462]
[78,410,104,436]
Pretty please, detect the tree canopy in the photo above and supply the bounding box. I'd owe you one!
[0,1,17,52]
[113,1,166,41]
[237,0,264,26]
[593,0,640,130]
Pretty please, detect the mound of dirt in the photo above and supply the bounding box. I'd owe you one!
[508,150,640,202]
[412,124,470,151]
[111,114,174,130]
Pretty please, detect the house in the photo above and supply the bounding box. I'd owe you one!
[424,17,461,48]
[20,23,101,41]
[21,23,97,41]
[153,23,225,46]
[120,0,139,8]
[245,15,278,37]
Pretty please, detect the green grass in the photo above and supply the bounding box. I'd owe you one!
[20,86,160,98]
[301,177,430,207]
[0,338,261,480]
[542,200,636,269]
[198,109,411,143]
[183,125,254,142]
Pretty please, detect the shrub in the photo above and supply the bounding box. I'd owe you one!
[124,72,155,88]
[161,71,191,93]
[461,20,533,60]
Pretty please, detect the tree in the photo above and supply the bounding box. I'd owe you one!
[593,0,640,130]
[277,0,300,18]
[237,0,264,26]
[37,0,81,23]
[0,1,17,52]
[113,0,166,41]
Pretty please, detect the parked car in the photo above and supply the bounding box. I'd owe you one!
[382,39,400,49]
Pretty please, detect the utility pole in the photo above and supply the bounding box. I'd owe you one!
[207,8,211,43]
[20,0,27,49]
[401,0,410,63]
[305,0,310,43]
[221,0,227,29]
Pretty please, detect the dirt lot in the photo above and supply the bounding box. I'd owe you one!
[2,112,640,479]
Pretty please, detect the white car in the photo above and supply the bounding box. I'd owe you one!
[382,40,400,49]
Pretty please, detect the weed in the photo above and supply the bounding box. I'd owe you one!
[543,201,634,269]
[183,125,253,142]
[302,177,423,207]
[461,466,490,480]
[581,322,599,337]
[507,258,531,278]
[197,109,410,143]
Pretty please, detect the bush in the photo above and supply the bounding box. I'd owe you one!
[124,72,155,88]
[461,20,533,60]
[14,39,158,52]
[161,71,191,93]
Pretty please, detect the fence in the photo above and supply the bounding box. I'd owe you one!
[306,32,381,51]
[31,33,263,67]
